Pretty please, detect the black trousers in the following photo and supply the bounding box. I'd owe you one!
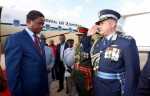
[59,71,65,89]
[58,63,65,89]
[94,76,121,96]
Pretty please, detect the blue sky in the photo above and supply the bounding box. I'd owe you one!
[1,0,150,27]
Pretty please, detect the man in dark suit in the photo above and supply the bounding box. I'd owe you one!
[136,53,150,96]
[54,34,68,92]
[88,9,140,96]
[5,10,49,96]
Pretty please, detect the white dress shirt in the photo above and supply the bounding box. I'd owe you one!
[105,31,116,40]
[25,28,34,41]
[63,47,75,77]
[60,43,65,61]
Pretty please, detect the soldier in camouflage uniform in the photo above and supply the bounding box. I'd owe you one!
[73,27,93,96]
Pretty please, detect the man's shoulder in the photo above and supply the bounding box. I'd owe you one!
[6,30,27,46]
[117,33,135,44]
[115,33,138,50]
[65,48,73,51]
[9,30,26,39]
[64,48,70,53]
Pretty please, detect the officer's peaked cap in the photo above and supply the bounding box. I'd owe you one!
[96,9,121,25]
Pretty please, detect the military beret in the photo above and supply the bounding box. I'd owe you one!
[76,27,88,35]
[78,27,88,33]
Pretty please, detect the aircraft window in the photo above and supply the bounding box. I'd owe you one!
[65,22,68,25]
[45,24,50,30]
[59,21,64,25]
[13,19,20,26]
[58,26,62,30]
[42,25,46,31]
[69,27,73,32]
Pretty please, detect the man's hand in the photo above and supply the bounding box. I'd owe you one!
[87,25,100,36]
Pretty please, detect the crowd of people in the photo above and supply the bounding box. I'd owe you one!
[0,9,150,96]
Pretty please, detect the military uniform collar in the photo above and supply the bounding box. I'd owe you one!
[111,32,117,41]
[105,32,117,41]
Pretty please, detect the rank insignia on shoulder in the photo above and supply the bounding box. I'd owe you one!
[111,33,117,41]
[119,34,133,40]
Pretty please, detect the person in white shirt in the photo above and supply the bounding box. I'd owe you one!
[63,39,75,95]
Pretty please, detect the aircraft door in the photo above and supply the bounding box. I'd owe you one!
[0,7,2,20]
[0,7,2,41]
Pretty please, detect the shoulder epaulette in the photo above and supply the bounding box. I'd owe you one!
[118,33,133,40]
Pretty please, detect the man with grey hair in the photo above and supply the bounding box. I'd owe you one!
[88,9,140,96]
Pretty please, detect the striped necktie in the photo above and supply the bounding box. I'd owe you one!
[33,34,43,55]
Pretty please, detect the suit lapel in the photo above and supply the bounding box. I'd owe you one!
[64,42,68,50]
[22,30,44,57]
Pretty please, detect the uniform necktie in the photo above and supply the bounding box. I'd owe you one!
[103,38,109,46]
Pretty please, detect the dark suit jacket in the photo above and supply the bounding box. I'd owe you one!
[5,30,48,96]
[136,53,150,96]
[54,42,68,79]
